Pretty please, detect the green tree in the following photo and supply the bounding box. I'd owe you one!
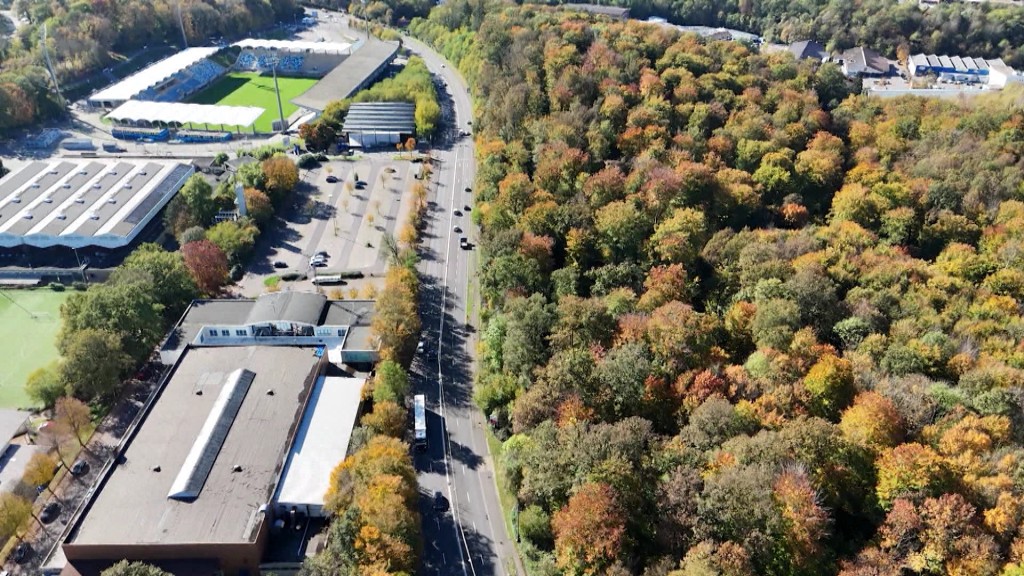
[0,492,30,543]
[58,275,164,362]
[372,359,410,404]
[25,362,65,409]
[802,354,856,421]
[100,561,172,576]
[119,243,198,319]
[206,219,258,265]
[59,328,131,402]
[178,174,217,227]
[594,200,650,262]
[650,207,708,266]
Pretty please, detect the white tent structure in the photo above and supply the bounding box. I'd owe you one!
[233,38,352,55]
[89,47,221,107]
[107,100,264,129]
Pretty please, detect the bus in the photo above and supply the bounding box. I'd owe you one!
[312,275,344,285]
[413,394,427,451]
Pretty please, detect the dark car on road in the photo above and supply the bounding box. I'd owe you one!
[453,209,462,216]
[325,175,338,183]
[272,260,288,269]
[40,502,61,524]
[433,491,448,511]
[70,460,89,477]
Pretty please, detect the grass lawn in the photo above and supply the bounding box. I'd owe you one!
[189,72,318,133]
[0,290,68,410]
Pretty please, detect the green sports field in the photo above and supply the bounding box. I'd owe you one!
[189,72,318,133]
[0,290,68,409]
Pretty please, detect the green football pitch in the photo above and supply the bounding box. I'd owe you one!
[189,72,318,133]
[0,290,68,409]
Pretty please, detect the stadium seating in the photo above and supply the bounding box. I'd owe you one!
[112,126,170,142]
[137,59,225,103]
[235,50,304,72]
[175,130,232,143]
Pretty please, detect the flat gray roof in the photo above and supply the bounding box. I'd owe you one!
[162,300,255,354]
[0,160,193,249]
[69,346,320,546]
[247,291,327,325]
[292,37,399,112]
[343,102,416,134]
[0,409,29,445]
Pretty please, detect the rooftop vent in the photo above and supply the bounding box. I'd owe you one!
[41,197,53,204]
[22,213,32,220]
[107,198,117,205]
[266,389,274,396]
[48,170,58,175]
[62,184,71,189]
[152,465,161,472]
[10,197,20,204]
[74,197,85,204]
[232,465,243,473]
[93,184,101,189]
[30,182,40,188]
[78,170,88,176]
[56,213,66,220]
[195,389,203,396]
[88,212,99,220]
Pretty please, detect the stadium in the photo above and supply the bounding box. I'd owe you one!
[88,36,399,140]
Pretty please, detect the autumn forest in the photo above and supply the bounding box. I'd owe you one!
[409,2,1024,575]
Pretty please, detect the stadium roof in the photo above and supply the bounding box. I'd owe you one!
[342,102,417,134]
[90,47,221,103]
[234,38,352,55]
[107,100,264,128]
[0,160,193,249]
[67,346,321,546]
[274,376,365,510]
[292,37,400,111]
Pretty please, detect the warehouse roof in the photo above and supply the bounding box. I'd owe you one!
[0,160,194,249]
[107,100,264,128]
[274,376,365,509]
[342,102,416,134]
[292,37,399,111]
[90,47,221,103]
[68,346,321,546]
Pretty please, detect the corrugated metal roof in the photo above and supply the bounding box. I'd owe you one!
[343,102,416,134]
[938,55,954,69]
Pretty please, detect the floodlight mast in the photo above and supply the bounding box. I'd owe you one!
[271,55,287,134]
[177,1,189,48]
[40,24,66,110]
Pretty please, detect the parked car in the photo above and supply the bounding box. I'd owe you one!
[13,542,30,564]
[464,186,472,193]
[460,237,471,250]
[417,340,425,354]
[310,260,328,268]
[325,175,338,183]
[40,502,61,524]
[453,226,462,233]
[273,260,288,269]
[453,209,462,216]
[315,251,329,258]
[70,460,89,477]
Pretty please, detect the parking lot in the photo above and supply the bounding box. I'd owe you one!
[236,152,427,297]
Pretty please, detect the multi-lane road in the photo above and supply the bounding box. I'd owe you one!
[403,37,522,576]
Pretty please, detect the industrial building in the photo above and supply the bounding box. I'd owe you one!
[909,53,1007,82]
[0,159,193,249]
[59,293,375,576]
[341,102,416,148]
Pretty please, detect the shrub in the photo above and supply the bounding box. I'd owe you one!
[49,282,66,292]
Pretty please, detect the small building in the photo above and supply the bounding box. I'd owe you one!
[0,409,37,495]
[909,53,1005,83]
[789,40,829,63]
[987,61,1024,88]
[159,292,378,365]
[341,102,416,149]
[838,46,891,78]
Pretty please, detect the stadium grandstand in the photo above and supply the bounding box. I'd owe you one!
[0,159,193,249]
[107,100,264,132]
[88,47,224,109]
[87,35,399,135]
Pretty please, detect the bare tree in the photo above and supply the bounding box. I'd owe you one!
[54,397,94,451]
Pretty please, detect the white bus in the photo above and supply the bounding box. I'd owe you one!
[312,275,344,285]
[413,394,427,451]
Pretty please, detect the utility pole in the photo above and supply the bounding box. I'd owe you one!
[40,24,66,110]
[177,0,189,48]
[271,55,287,133]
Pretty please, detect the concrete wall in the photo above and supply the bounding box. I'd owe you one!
[64,523,267,576]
